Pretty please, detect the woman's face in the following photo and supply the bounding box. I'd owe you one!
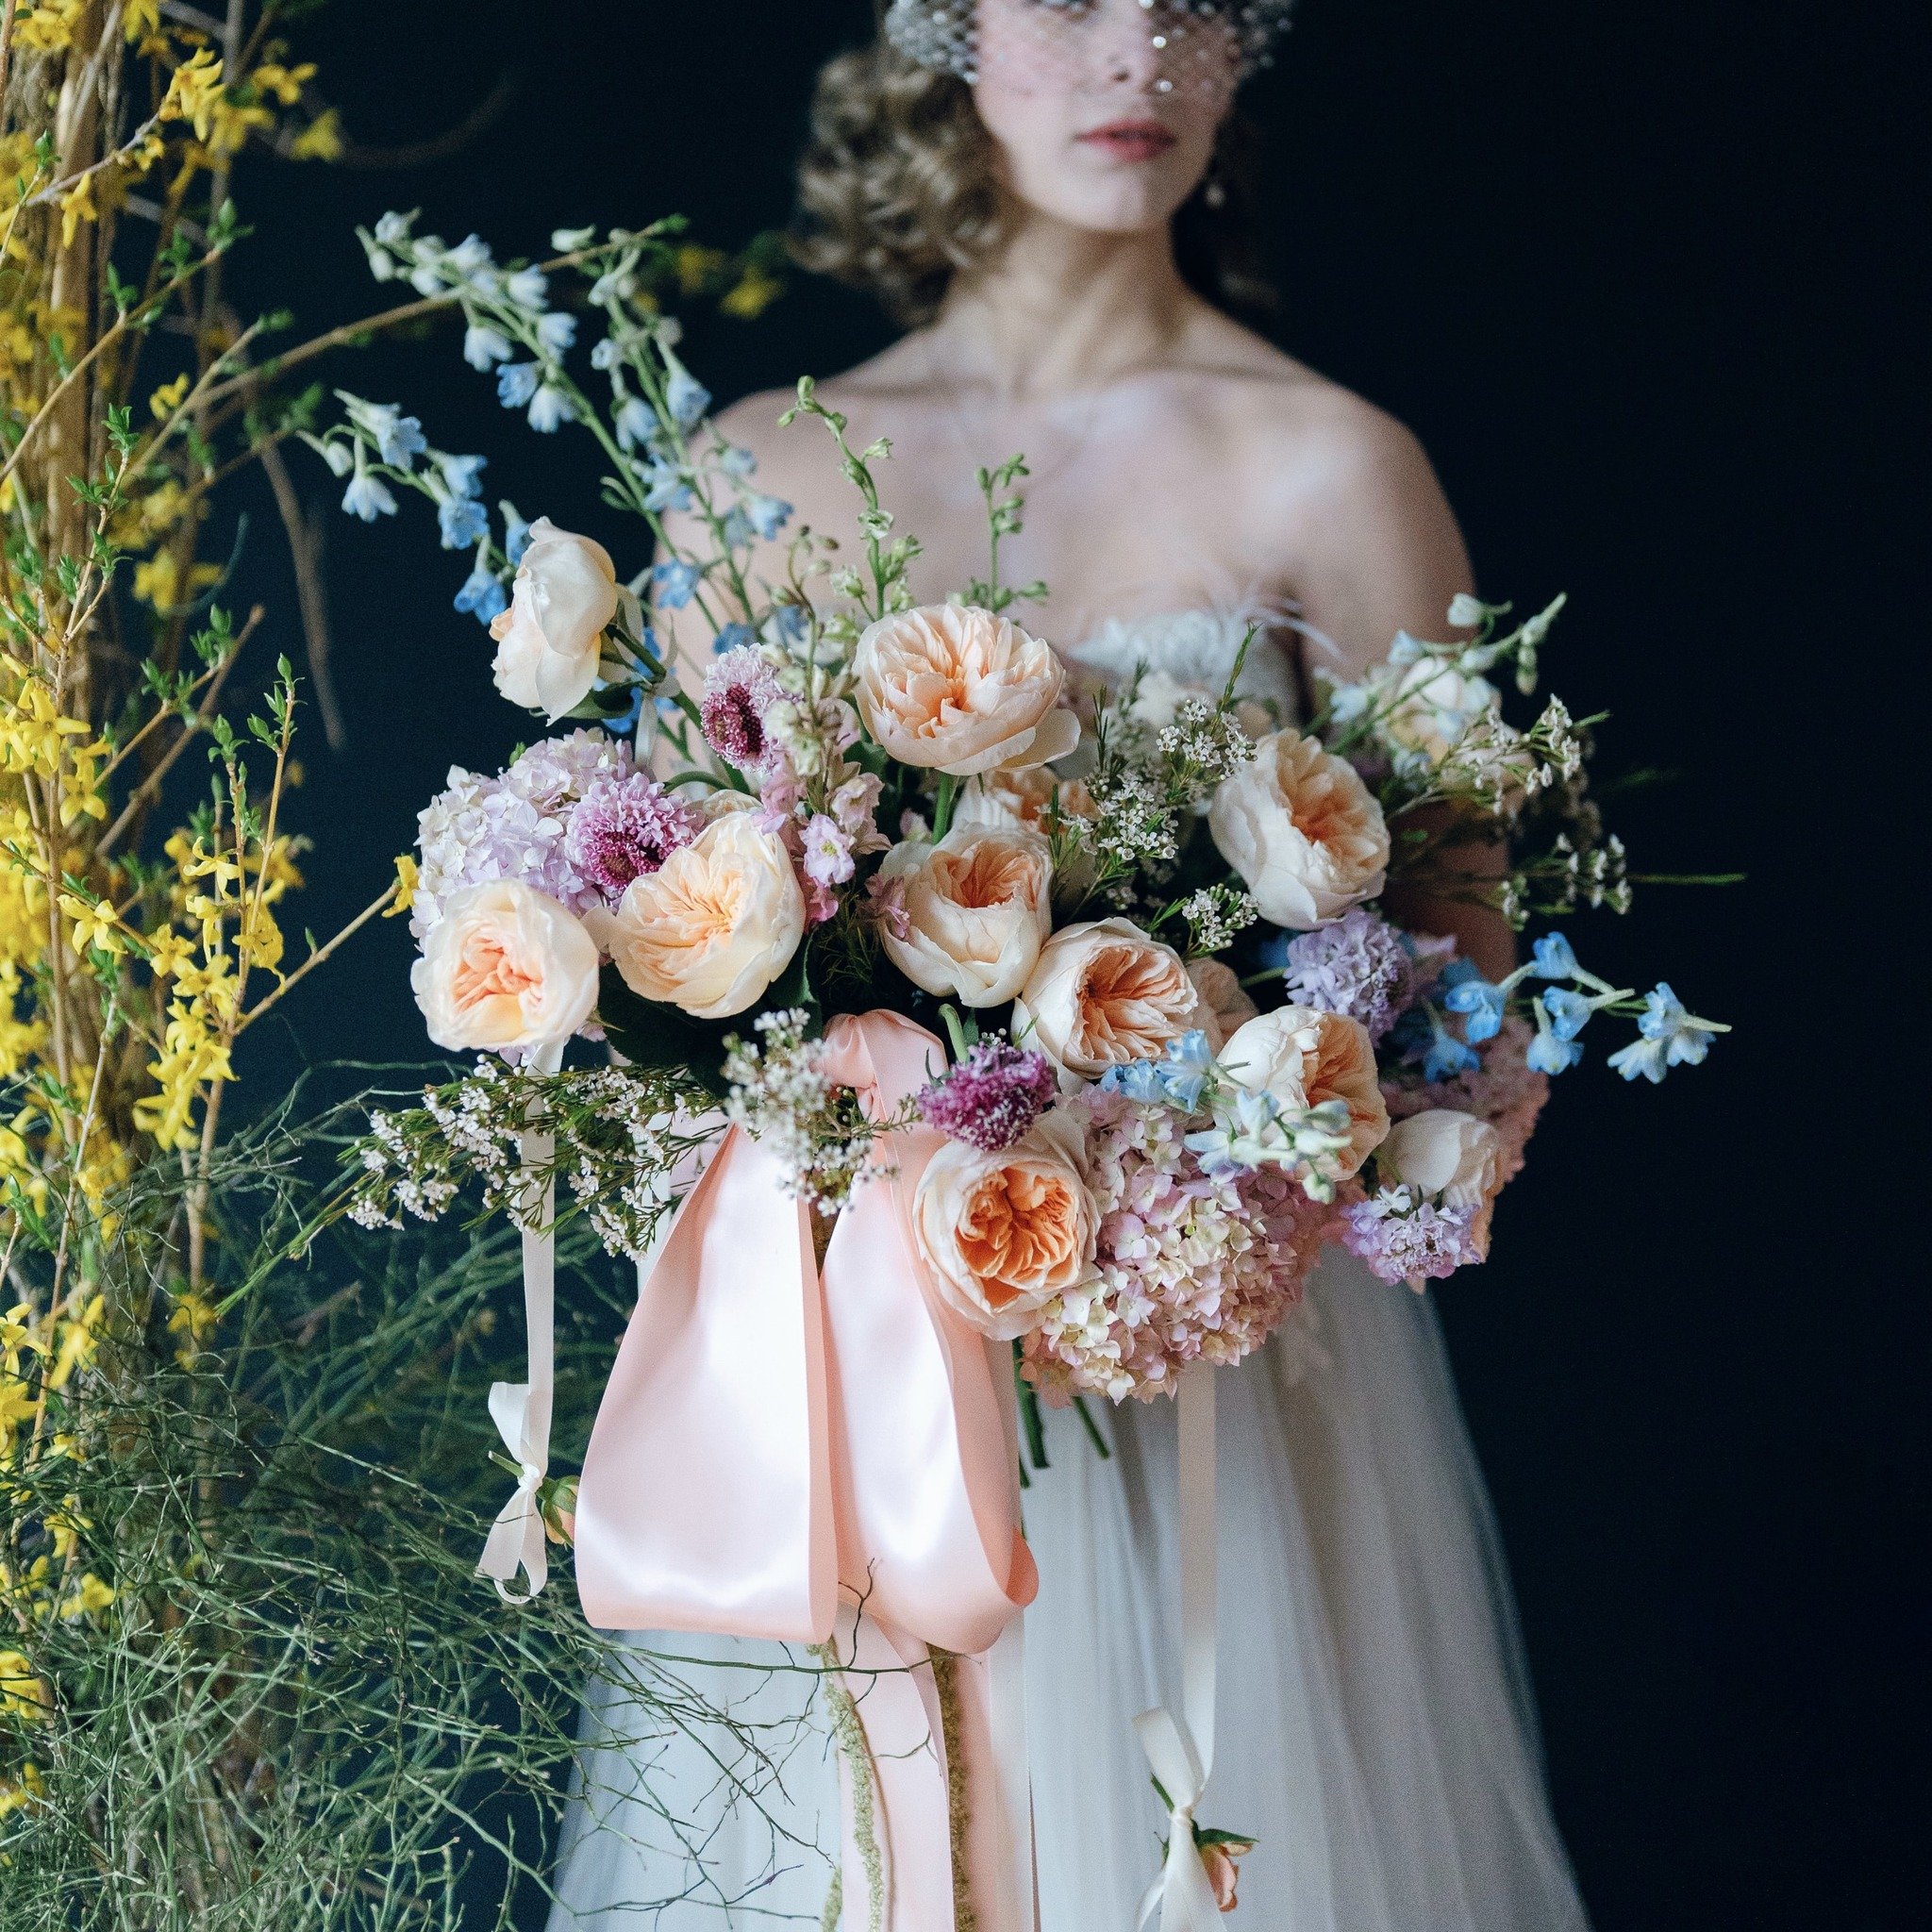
[973,0,1240,234]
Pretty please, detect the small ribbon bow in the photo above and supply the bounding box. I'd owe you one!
[1135,1706,1224,1931]
[476,1380,547,1602]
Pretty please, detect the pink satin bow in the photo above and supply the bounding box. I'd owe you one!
[575,1009,1039,1931]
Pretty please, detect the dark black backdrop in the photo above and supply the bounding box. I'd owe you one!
[219,4,1922,1926]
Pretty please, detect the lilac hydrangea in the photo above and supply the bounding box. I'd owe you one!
[919,1041,1056,1154]
[411,729,632,938]
[1340,1190,1483,1285]
[1022,1089,1332,1405]
[1282,909,1445,1043]
[700,647,784,774]
[564,772,701,905]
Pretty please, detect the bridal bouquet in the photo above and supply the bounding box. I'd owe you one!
[336,214,1725,1405]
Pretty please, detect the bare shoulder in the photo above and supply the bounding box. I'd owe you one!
[1186,329,1445,511]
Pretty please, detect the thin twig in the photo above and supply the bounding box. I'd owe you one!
[239,880,400,1031]
[96,606,263,857]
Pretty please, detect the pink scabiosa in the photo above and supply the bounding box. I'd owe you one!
[564,772,701,905]
[919,1041,1058,1154]
[1022,1088,1332,1405]
[700,646,784,774]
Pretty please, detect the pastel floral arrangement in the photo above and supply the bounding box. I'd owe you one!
[334,216,1728,1407]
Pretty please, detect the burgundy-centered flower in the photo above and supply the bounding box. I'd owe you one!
[700,646,784,773]
[564,772,701,903]
[919,1041,1058,1154]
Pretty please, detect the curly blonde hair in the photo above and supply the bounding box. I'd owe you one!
[791,35,1276,329]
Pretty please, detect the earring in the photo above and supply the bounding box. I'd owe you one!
[1204,166,1226,209]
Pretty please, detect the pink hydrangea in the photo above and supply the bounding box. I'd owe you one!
[1022,1089,1334,1406]
[1382,1015,1549,1188]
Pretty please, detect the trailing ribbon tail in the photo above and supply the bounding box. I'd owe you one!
[575,1121,835,1640]
[476,1035,564,1603]
[1136,1366,1223,1931]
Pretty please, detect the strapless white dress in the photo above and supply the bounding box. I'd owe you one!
[545,611,1591,1932]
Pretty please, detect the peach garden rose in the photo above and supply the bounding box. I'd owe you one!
[410,878,599,1054]
[489,518,621,723]
[1220,1004,1391,1179]
[854,603,1082,777]
[594,811,806,1020]
[1013,918,1204,1080]
[1208,726,1390,930]
[875,824,1053,1008]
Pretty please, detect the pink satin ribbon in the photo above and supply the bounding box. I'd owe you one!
[575,1009,1039,1931]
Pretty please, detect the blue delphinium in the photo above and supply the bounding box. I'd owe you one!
[535,311,576,357]
[640,457,691,513]
[1444,975,1506,1043]
[526,381,575,433]
[438,452,487,500]
[341,463,397,522]
[496,362,540,410]
[1526,1014,1584,1075]
[1422,1016,1481,1083]
[744,491,792,541]
[1530,932,1580,980]
[665,368,710,429]
[1607,984,1726,1084]
[1541,987,1596,1041]
[437,492,489,551]
[453,556,508,625]
[500,503,531,565]
[463,322,513,370]
[652,558,701,608]
[615,397,656,453]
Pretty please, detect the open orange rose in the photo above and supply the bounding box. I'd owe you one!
[912,1110,1097,1340]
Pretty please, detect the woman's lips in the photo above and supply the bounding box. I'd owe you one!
[1075,122,1177,164]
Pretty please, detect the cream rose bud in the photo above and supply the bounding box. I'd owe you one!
[912,1110,1098,1341]
[1014,917,1203,1079]
[1208,727,1391,930]
[489,518,621,723]
[410,879,599,1054]
[1382,1108,1506,1252]
[876,824,1053,1008]
[594,811,805,1021]
[1187,958,1259,1052]
[854,603,1082,777]
[1221,1005,1391,1179]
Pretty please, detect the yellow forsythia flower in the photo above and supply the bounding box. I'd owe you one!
[290,110,343,162]
[721,272,783,320]
[160,50,225,146]
[0,1764,44,1822]
[16,2,85,56]
[385,854,418,917]
[148,374,191,420]
[0,1652,50,1722]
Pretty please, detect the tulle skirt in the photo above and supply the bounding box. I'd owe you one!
[545,1249,1591,1929]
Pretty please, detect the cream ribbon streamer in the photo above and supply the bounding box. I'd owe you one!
[1136,1364,1222,1931]
[476,1035,564,1603]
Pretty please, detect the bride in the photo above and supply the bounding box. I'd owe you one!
[550,3,1590,1925]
